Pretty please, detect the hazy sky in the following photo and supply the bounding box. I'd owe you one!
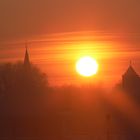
[0,0,140,87]
[0,0,140,41]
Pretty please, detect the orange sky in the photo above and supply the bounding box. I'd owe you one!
[1,31,140,88]
[0,0,140,87]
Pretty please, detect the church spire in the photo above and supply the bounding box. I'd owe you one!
[24,43,30,67]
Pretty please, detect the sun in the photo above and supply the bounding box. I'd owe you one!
[76,56,98,77]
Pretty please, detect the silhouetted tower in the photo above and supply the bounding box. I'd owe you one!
[24,44,30,68]
[122,62,140,98]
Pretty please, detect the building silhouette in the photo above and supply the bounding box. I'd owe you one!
[24,44,31,68]
[122,62,140,100]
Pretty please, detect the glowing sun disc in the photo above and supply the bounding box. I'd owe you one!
[76,56,98,77]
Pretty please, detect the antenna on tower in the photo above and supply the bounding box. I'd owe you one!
[130,60,132,66]
[25,41,28,50]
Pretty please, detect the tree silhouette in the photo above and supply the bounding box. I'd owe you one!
[0,62,50,117]
[0,62,48,95]
[0,62,50,138]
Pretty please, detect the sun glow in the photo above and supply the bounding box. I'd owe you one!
[76,56,98,77]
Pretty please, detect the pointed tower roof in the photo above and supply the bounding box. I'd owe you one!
[123,62,139,77]
[24,43,30,67]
